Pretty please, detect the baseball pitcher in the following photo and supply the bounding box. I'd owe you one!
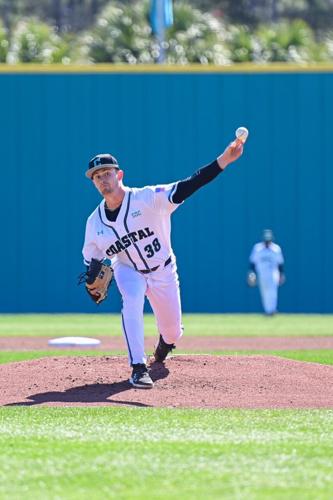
[82,135,245,388]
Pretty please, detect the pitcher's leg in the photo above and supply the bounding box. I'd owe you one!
[147,267,183,345]
[114,263,147,365]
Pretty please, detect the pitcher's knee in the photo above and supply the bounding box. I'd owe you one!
[122,296,145,315]
[160,324,183,345]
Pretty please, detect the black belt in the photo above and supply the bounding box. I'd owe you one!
[139,256,172,274]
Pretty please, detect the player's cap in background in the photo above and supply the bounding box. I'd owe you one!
[262,229,274,242]
[86,153,119,179]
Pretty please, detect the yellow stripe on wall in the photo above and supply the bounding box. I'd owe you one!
[0,63,332,74]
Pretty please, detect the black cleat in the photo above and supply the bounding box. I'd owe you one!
[130,363,154,389]
[153,335,176,362]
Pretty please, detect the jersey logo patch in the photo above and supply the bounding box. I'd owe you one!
[131,210,142,218]
[155,187,165,192]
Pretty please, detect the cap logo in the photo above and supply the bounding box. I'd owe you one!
[93,157,102,167]
[86,153,119,178]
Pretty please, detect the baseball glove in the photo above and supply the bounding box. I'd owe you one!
[279,273,286,286]
[78,259,113,304]
[247,271,257,287]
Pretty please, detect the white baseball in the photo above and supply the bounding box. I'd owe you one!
[235,126,249,143]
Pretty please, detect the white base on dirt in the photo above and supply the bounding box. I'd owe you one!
[48,337,101,347]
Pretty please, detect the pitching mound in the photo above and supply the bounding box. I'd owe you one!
[1,355,333,408]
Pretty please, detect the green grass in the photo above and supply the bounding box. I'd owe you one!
[0,408,333,499]
[1,314,333,499]
[1,349,333,366]
[0,350,119,364]
[1,313,333,337]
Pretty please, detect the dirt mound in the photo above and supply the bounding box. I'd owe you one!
[1,355,333,408]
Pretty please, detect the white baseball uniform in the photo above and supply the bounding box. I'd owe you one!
[83,183,183,365]
[249,242,284,314]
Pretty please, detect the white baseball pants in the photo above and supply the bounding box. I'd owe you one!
[258,274,279,315]
[113,260,183,365]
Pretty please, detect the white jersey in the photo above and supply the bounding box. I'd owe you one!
[82,183,181,271]
[250,242,284,283]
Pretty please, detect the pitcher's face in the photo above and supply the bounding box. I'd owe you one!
[92,168,121,196]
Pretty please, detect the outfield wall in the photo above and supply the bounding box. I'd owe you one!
[0,65,332,313]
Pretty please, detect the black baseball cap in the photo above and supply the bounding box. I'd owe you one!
[86,153,120,179]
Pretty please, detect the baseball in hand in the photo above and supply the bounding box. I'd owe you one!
[235,126,249,144]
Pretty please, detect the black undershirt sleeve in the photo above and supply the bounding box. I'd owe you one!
[103,159,222,217]
[171,159,222,204]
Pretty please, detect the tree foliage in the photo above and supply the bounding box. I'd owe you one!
[185,0,333,33]
[163,3,229,64]
[0,1,331,64]
[8,18,73,63]
[0,0,111,32]
[80,2,152,63]
[0,21,9,62]
[1,0,333,35]
[81,1,230,64]
[227,20,330,63]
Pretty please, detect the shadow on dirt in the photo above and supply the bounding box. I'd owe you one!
[5,362,169,407]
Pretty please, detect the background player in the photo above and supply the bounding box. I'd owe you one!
[83,134,245,388]
[248,229,285,315]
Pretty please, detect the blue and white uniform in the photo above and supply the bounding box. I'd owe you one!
[249,241,284,314]
[83,159,224,365]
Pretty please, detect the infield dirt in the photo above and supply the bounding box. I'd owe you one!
[1,354,333,408]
